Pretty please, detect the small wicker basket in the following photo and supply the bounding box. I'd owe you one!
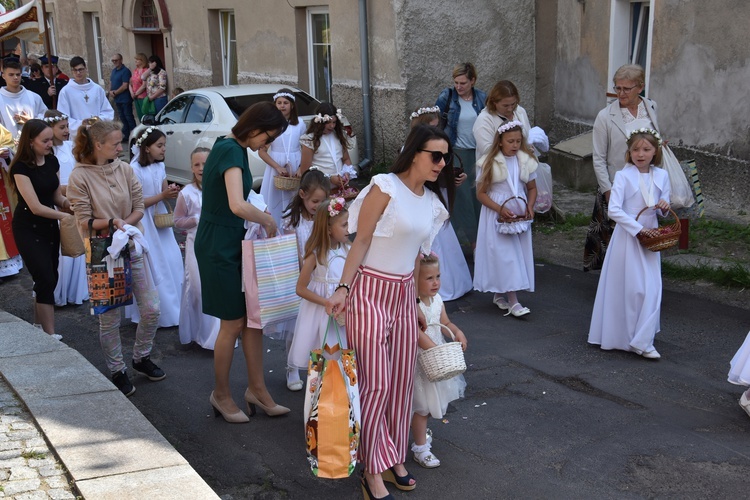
[495,196,532,235]
[418,323,466,383]
[635,207,681,252]
[153,200,174,229]
[274,175,300,191]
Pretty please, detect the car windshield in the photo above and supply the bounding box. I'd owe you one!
[222,91,320,119]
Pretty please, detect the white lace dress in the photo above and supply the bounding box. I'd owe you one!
[126,160,184,327]
[287,245,349,369]
[174,184,221,348]
[54,141,88,305]
[413,294,466,418]
[300,132,357,180]
[261,121,306,227]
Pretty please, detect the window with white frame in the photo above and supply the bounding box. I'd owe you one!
[91,14,104,83]
[608,0,654,94]
[307,7,332,102]
[220,10,237,85]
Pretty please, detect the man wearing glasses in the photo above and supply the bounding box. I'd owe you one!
[107,54,136,142]
[57,56,114,136]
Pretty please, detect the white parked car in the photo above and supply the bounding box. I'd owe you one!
[130,84,359,188]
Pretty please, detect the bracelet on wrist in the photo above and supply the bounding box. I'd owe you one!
[335,283,350,295]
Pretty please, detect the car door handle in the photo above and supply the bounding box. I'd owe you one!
[192,130,201,134]
[165,131,174,135]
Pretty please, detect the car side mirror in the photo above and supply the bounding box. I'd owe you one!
[141,114,156,125]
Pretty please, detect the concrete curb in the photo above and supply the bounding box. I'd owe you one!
[0,310,219,499]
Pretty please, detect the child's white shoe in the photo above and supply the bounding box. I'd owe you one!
[286,367,303,391]
[412,442,440,468]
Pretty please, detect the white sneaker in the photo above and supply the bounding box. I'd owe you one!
[740,393,750,418]
[51,334,63,341]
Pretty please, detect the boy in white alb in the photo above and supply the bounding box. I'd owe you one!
[0,59,47,134]
[57,56,114,137]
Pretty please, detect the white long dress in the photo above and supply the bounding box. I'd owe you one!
[729,331,750,386]
[413,294,466,418]
[126,160,183,327]
[473,154,536,294]
[432,221,472,301]
[260,121,306,227]
[287,246,349,369]
[53,141,88,306]
[174,184,220,348]
[588,164,671,353]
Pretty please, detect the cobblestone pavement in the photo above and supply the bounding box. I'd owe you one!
[0,376,76,500]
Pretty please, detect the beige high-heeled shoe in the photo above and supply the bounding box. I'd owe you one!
[244,389,290,417]
[210,391,250,423]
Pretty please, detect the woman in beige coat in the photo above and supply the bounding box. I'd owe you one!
[584,64,660,271]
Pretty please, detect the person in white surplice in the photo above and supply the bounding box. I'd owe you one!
[588,128,671,360]
[0,59,47,135]
[57,56,114,138]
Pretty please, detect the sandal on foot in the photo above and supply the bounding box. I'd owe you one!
[505,303,531,317]
[361,475,394,500]
[493,296,510,310]
[382,467,416,491]
[413,449,441,468]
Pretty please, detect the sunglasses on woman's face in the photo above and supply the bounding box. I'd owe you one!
[418,149,451,165]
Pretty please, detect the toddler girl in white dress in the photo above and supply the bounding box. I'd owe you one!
[411,253,467,468]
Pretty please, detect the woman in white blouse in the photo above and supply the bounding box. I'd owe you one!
[327,124,450,499]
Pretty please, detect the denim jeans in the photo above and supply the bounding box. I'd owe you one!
[98,252,160,374]
[115,100,137,141]
[154,96,168,114]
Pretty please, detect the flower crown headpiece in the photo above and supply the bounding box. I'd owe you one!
[273,92,295,102]
[497,120,524,135]
[327,197,346,218]
[313,109,344,124]
[135,126,158,148]
[627,127,663,147]
[410,106,440,119]
[43,114,68,124]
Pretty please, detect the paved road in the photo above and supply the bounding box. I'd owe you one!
[2,262,750,499]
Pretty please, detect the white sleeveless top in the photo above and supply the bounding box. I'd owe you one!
[348,173,448,275]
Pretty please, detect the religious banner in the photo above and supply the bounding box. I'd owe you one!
[0,0,45,44]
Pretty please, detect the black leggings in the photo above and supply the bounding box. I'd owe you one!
[13,217,60,305]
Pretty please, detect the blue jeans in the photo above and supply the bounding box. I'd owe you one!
[154,96,168,114]
[115,101,136,141]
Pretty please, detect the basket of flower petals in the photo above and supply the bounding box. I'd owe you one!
[273,173,300,191]
[635,207,681,252]
[334,185,360,200]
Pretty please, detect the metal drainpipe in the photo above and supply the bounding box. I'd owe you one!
[358,0,373,172]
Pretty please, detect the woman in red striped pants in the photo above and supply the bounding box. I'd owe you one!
[327,124,451,499]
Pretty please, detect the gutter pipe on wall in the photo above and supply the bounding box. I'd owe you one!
[358,0,373,172]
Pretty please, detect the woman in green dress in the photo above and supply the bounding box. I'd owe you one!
[195,102,288,423]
